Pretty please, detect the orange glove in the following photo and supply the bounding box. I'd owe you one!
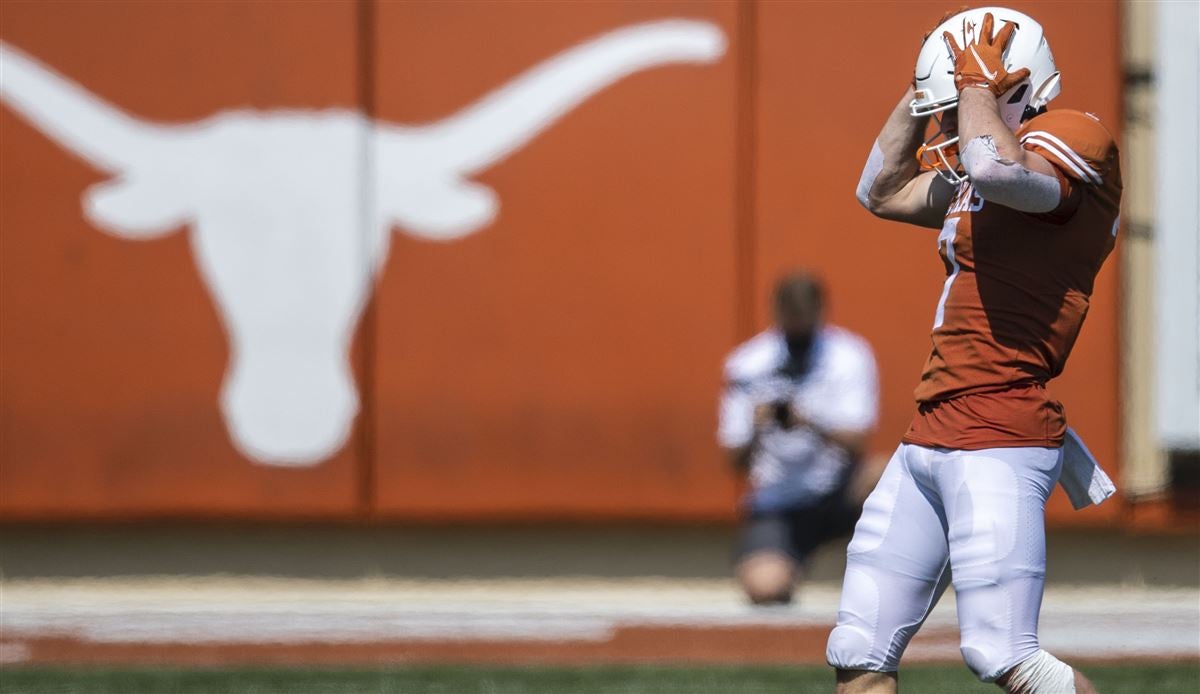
[943,12,1030,96]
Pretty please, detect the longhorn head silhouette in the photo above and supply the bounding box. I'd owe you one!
[0,20,726,465]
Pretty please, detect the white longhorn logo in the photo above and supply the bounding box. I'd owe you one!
[0,21,726,466]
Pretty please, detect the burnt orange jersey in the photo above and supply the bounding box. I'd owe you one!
[904,109,1121,450]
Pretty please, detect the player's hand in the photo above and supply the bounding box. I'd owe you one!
[943,12,1030,97]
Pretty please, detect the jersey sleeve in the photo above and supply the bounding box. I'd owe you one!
[1019,110,1117,187]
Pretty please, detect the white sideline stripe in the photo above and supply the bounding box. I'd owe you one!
[0,600,836,645]
[1,584,1196,658]
[2,599,1197,657]
[2,612,618,644]
[1022,130,1102,185]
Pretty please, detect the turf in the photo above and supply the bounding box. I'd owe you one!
[1,664,1198,694]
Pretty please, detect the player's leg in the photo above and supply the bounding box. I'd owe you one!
[1074,672,1098,694]
[996,652,1099,694]
[936,446,1095,692]
[735,550,796,604]
[816,465,869,544]
[827,444,953,693]
[733,512,798,604]
[835,669,897,694]
[1074,671,1098,694]
[783,474,867,601]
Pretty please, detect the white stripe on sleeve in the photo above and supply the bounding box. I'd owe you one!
[1021,130,1102,184]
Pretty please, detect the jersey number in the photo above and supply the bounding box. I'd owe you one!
[933,217,961,329]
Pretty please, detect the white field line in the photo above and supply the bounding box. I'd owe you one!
[1,581,1196,659]
[0,599,836,644]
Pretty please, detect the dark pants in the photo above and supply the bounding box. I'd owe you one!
[733,485,862,566]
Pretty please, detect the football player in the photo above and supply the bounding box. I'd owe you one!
[826,7,1120,694]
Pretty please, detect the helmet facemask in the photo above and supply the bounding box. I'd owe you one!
[914,79,1036,185]
[916,108,965,185]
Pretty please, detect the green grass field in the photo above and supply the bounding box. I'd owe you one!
[2,664,1198,694]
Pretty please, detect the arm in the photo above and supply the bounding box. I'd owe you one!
[856,87,956,228]
[720,398,768,470]
[725,404,773,471]
[956,89,1062,213]
[726,444,754,472]
[810,415,884,505]
[948,14,1064,213]
[786,341,878,461]
[718,371,771,473]
[789,413,870,458]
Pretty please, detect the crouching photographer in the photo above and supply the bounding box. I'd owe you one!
[718,272,880,605]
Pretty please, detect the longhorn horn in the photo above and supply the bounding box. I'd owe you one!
[0,41,174,173]
[411,19,726,174]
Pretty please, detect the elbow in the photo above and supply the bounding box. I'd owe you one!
[857,190,905,221]
[961,152,998,191]
[962,156,1013,203]
[856,140,887,216]
[855,186,886,217]
[855,187,875,213]
[965,161,1060,213]
[959,135,1059,213]
[960,136,1005,199]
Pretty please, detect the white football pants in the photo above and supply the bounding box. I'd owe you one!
[826,443,1063,682]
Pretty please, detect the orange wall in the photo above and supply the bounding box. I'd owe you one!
[0,1,1123,526]
[369,1,741,521]
[0,0,364,520]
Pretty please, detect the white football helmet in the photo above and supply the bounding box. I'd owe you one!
[911,6,1061,183]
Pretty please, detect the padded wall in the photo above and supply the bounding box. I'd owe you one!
[0,1,1122,526]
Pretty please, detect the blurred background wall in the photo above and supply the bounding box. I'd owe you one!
[1,1,1195,577]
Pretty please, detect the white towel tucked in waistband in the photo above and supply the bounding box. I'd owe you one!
[1059,427,1117,510]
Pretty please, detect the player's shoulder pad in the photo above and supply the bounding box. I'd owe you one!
[724,330,782,383]
[1018,109,1118,184]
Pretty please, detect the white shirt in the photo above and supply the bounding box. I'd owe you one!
[718,325,878,511]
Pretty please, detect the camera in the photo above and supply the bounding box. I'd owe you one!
[772,401,792,428]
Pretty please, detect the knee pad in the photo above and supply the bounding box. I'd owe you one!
[1002,650,1076,694]
[826,624,881,671]
[826,567,894,672]
[961,641,1011,682]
